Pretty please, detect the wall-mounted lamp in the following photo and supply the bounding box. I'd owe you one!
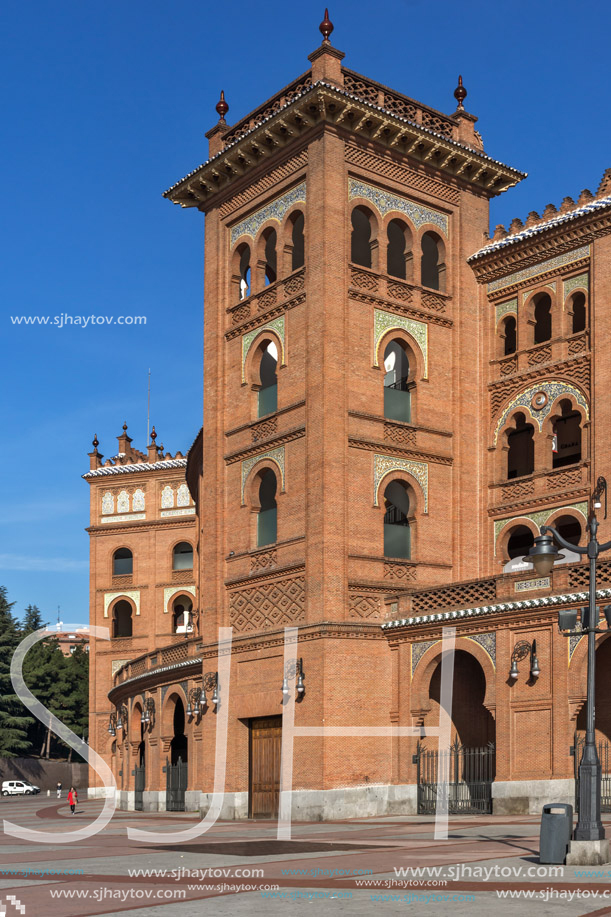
[141,697,155,728]
[202,671,219,709]
[187,687,203,718]
[116,703,128,731]
[108,711,117,737]
[509,640,540,681]
[282,658,305,699]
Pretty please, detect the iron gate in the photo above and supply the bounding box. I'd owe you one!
[572,734,611,814]
[165,758,188,812]
[134,765,145,812]
[414,740,495,815]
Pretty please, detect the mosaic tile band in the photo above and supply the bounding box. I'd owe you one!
[563,273,589,298]
[242,446,286,503]
[493,380,589,443]
[373,309,428,378]
[495,298,518,322]
[465,632,497,666]
[494,501,589,544]
[373,454,428,512]
[230,183,306,245]
[488,245,590,293]
[242,315,286,383]
[104,590,141,618]
[348,179,448,236]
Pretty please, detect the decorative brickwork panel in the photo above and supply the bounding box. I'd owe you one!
[250,549,277,572]
[387,280,413,303]
[412,579,496,613]
[160,644,188,665]
[527,344,552,367]
[546,468,582,490]
[231,304,251,325]
[256,287,277,312]
[501,480,534,501]
[384,422,416,447]
[283,270,305,296]
[349,595,382,619]
[499,356,518,377]
[349,179,448,235]
[343,73,380,104]
[229,577,306,632]
[231,183,306,245]
[223,79,313,143]
[344,145,459,205]
[131,659,146,677]
[421,291,446,313]
[568,336,587,355]
[220,151,308,218]
[384,562,417,581]
[350,267,379,291]
[421,111,453,137]
[171,570,193,584]
[252,417,278,442]
[569,560,611,590]
[381,94,419,122]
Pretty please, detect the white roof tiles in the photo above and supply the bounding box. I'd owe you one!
[83,458,187,479]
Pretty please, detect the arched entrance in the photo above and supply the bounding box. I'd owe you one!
[428,650,495,747]
[166,696,188,812]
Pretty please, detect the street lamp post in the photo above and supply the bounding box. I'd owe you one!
[526,476,611,842]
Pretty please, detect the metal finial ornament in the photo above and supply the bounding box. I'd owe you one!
[92,434,99,449]
[150,425,157,442]
[216,90,229,121]
[123,422,128,433]
[319,8,333,42]
[454,75,467,110]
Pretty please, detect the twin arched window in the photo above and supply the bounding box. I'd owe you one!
[499,290,587,357]
[504,515,583,569]
[504,401,583,479]
[233,211,305,303]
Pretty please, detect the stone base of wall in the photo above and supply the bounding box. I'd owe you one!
[492,779,575,815]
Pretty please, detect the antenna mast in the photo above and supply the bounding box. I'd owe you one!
[147,368,151,444]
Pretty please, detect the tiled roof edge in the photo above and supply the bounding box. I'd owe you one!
[83,458,187,479]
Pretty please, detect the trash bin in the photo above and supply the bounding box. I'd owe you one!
[539,803,573,864]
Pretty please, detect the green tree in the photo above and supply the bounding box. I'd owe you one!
[0,587,33,756]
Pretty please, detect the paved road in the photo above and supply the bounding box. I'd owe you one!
[0,797,610,916]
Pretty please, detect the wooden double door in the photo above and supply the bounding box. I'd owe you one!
[249,716,282,819]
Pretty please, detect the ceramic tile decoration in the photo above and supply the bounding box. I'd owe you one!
[111,659,129,676]
[493,380,589,443]
[117,490,130,514]
[230,182,306,245]
[177,483,190,507]
[569,633,585,662]
[495,298,518,322]
[163,585,196,612]
[494,501,589,543]
[373,454,428,512]
[563,273,589,298]
[242,315,285,382]
[241,446,285,503]
[373,309,428,378]
[101,513,145,524]
[487,245,590,292]
[411,640,439,676]
[132,489,145,511]
[160,508,196,517]
[467,632,496,666]
[101,492,114,515]
[349,179,448,235]
[104,590,141,618]
[161,485,175,508]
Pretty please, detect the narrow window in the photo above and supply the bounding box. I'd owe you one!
[172,542,193,571]
[571,292,586,334]
[383,340,411,423]
[553,401,582,468]
[172,595,193,633]
[507,413,534,479]
[421,232,445,291]
[383,480,411,559]
[112,600,133,638]
[239,245,251,300]
[533,293,552,343]
[257,470,277,547]
[264,229,277,285]
[291,212,305,271]
[387,219,408,279]
[113,548,133,576]
[258,341,278,417]
[351,207,372,268]
[503,316,517,355]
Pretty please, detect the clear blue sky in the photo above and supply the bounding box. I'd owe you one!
[1,0,609,623]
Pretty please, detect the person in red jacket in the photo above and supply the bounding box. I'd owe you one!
[67,787,78,814]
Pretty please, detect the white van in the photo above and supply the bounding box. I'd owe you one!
[1,780,41,796]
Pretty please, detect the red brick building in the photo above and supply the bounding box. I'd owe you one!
[87,17,611,816]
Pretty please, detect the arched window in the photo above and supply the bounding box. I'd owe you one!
[571,291,586,334]
[113,548,133,576]
[172,542,193,571]
[420,232,445,291]
[239,244,251,300]
[257,469,277,547]
[172,595,193,634]
[502,316,517,355]
[533,293,552,343]
[386,219,411,280]
[503,525,535,571]
[383,480,411,559]
[290,212,305,271]
[112,600,133,638]
[553,400,582,468]
[507,413,534,479]
[383,340,411,423]
[351,207,373,268]
[258,340,278,417]
[263,229,277,285]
